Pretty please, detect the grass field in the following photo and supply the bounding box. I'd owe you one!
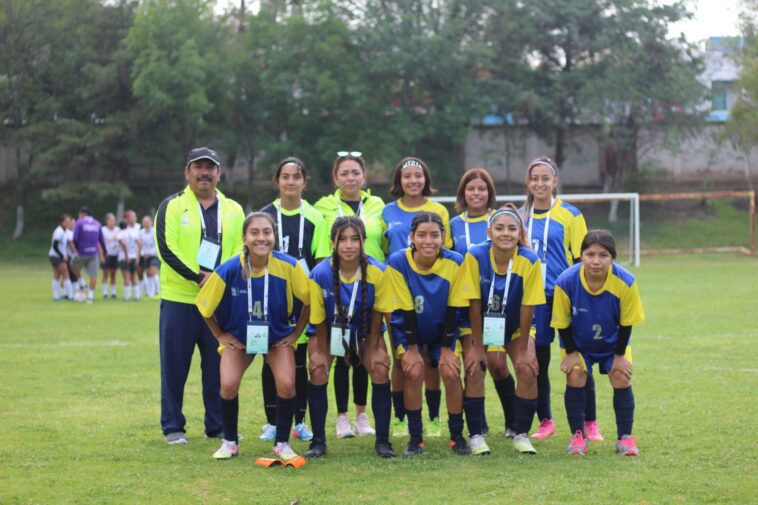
[1,254,757,504]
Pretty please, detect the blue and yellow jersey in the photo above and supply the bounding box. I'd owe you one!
[449,210,493,256]
[195,251,310,345]
[381,248,469,344]
[381,198,453,257]
[458,243,546,337]
[308,256,392,338]
[551,263,644,354]
[521,198,587,294]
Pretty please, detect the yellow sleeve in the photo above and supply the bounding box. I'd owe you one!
[308,278,326,325]
[522,258,547,306]
[456,253,482,301]
[570,213,588,260]
[550,284,572,329]
[379,265,414,312]
[369,266,394,314]
[312,214,331,260]
[620,281,645,327]
[440,205,453,250]
[290,261,310,305]
[195,273,226,318]
[447,264,468,307]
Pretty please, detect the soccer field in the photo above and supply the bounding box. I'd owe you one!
[1,255,756,504]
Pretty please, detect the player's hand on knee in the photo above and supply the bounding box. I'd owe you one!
[439,347,460,376]
[560,352,583,375]
[401,347,423,375]
[463,343,484,378]
[217,332,244,350]
[309,350,327,376]
[516,355,538,378]
[610,355,633,381]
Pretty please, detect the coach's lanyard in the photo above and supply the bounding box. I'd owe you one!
[464,211,490,250]
[247,261,269,321]
[197,192,222,242]
[487,258,512,313]
[527,198,554,263]
[337,199,364,220]
[276,200,305,259]
[334,269,361,324]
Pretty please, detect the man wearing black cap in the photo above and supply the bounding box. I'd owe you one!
[71,206,106,304]
[155,147,245,445]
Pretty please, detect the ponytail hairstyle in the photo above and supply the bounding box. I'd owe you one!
[523,156,559,218]
[330,217,370,341]
[409,211,445,258]
[489,203,528,248]
[242,211,277,279]
[272,156,309,187]
[581,229,617,259]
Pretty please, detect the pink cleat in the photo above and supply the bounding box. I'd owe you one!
[615,435,639,456]
[530,418,556,439]
[567,430,588,456]
[584,420,604,441]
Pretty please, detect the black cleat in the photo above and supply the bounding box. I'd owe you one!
[375,440,396,458]
[304,441,327,458]
[403,440,424,457]
[449,437,471,455]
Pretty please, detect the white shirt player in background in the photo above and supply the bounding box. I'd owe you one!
[118,210,142,301]
[101,213,120,298]
[48,214,74,301]
[139,215,160,298]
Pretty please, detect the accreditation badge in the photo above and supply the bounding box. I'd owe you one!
[540,262,547,285]
[330,324,348,357]
[197,238,221,271]
[483,314,507,347]
[246,321,269,355]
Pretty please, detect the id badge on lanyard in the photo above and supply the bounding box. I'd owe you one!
[330,322,348,357]
[197,196,222,270]
[277,201,310,276]
[246,263,269,354]
[483,258,512,347]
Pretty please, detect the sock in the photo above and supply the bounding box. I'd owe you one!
[371,382,391,443]
[134,282,141,299]
[275,395,296,444]
[52,279,60,299]
[308,383,328,444]
[102,283,108,296]
[448,412,464,441]
[463,396,484,438]
[482,403,489,433]
[63,279,73,298]
[514,396,538,435]
[79,278,86,289]
[392,391,406,421]
[87,289,94,301]
[613,386,635,439]
[261,362,277,425]
[124,285,131,300]
[152,275,160,295]
[406,408,423,444]
[493,376,516,431]
[110,283,117,296]
[220,396,239,442]
[295,347,308,425]
[145,277,154,297]
[564,385,586,435]
[585,374,597,422]
[425,389,441,421]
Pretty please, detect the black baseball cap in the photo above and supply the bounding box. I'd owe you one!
[186,147,221,167]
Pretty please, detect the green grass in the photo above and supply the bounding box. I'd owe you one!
[1,255,757,504]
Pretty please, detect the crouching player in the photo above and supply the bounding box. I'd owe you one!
[551,230,644,456]
[195,212,310,461]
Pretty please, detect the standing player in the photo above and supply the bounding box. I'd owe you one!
[140,215,161,298]
[71,207,106,304]
[125,210,143,301]
[381,212,470,456]
[195,212,310,460]
[259,157,330,443]
[304,217,395,458]
[551,230,644,456]
[381,157,452,439]
[520,156,597,442]
[49,214,74,301]
[101,213,120,298]
[457,205,546,455]
[117,219,139,301]
[315,152,385,438]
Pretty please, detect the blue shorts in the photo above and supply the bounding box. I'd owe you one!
[559,346,633,376]
[534,295,555,346]
[393,331,458,366]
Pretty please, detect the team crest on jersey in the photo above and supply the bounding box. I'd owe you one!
[231,287,237,297]
[181,216,189,226]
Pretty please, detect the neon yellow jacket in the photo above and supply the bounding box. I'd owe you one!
[155,185,245,304]
[314,188,386,262]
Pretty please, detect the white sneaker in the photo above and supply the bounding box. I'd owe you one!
[259,424,277,441]
[213,439,239,459]
[273,441,298,461]
[336,414,356,439]
[505,427,517,439]
[354,412,376,436]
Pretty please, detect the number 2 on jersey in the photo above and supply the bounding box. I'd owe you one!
[592,323,602,340]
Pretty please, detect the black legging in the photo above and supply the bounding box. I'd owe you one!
[334,356,368,413]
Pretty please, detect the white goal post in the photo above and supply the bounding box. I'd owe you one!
[431,193,641,267]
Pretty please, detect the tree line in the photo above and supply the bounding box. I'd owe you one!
[1,0,711,230]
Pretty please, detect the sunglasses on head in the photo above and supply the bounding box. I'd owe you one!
[337,151,362,158]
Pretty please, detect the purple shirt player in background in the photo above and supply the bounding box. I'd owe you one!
[71,206,106,304]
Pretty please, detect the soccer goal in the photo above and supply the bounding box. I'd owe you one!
[431,192,642,267]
